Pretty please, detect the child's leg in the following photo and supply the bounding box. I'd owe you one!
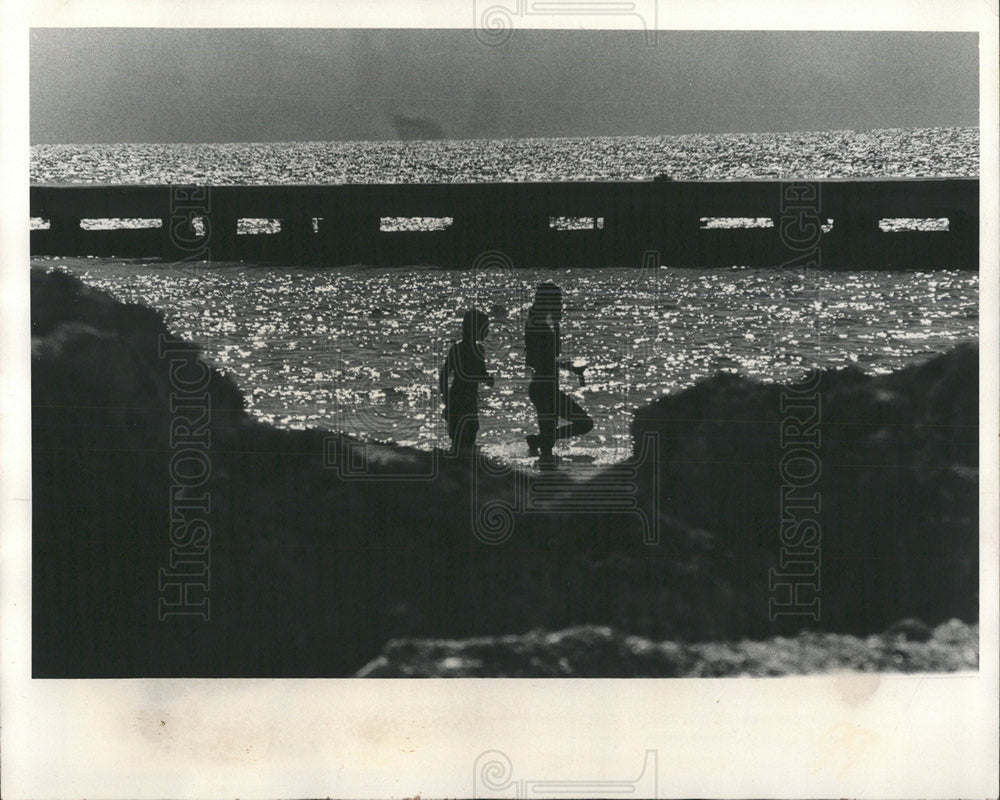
[528,378,557,456]
[453,414,479,454]
[554,389,593,440]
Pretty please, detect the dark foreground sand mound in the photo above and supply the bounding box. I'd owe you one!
[630,342,979,635]
[30,268,978,677]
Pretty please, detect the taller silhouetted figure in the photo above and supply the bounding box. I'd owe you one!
[524,282,592,466]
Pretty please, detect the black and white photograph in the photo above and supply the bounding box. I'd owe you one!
[2,1,998,798]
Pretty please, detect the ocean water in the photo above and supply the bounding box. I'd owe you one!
[31,130,980,465]
[39,258,978,466]
[31,127,978,184]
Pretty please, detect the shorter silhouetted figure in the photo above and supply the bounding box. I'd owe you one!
[440,308,494,454]
[524,283,593,467]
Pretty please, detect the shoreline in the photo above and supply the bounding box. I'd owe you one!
[30,267,979,676]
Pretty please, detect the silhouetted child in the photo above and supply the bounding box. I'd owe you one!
[440,308,494,454]
[525,282,592,466]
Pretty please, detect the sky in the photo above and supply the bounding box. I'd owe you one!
[29,29,979,144]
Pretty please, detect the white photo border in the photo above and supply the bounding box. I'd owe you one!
[2,2,997,798]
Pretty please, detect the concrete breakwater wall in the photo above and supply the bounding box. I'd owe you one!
[30,178,978,269]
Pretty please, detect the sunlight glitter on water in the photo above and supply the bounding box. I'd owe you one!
[42,259,978,465]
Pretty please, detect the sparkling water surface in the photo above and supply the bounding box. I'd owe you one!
[41,258,978,466]
[31,127,978,184]
[32,129,979,465]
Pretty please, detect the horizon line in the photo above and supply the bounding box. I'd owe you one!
[29,124,981,148]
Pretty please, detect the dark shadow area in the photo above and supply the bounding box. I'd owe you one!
[31,268,978,677]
